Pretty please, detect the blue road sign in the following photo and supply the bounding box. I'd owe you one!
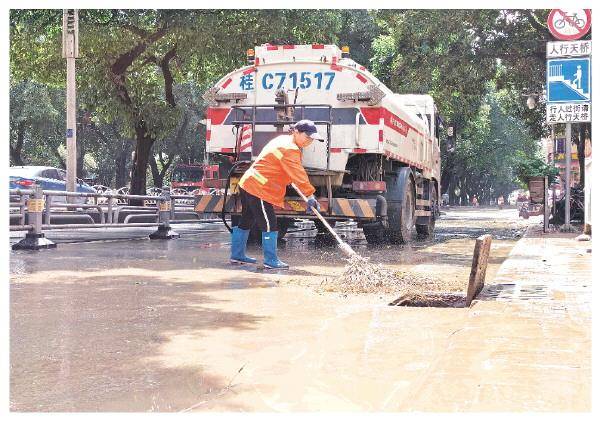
[547,57,591,103]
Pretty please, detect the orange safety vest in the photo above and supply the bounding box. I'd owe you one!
[238,134,316,208]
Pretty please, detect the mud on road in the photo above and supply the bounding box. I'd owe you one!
[10,207,534,411]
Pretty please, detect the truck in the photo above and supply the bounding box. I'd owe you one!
[196,44,442,244]
[170,162,221,193]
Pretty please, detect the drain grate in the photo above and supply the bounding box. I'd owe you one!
[389,292,467,308]
[479,283,516,300]
[479,283,551,301]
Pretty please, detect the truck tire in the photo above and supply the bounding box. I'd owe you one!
[416,183,436,238]
[363,225,386,244]
[385,168,416,244]
[314,219,337,246]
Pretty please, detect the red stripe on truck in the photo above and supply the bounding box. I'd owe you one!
[330,148,342,153]
[206,108,231,125]
[381,108,409,137]
[312,44,325,49]
[221,78,232,89]
[220,148,234,153]
[283,45,295,49]
[243,67,256,75]
[356,73,368,84]
[266,45,278,51]
[359,107,382,125]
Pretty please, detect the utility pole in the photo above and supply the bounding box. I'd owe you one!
[62,10,79,196]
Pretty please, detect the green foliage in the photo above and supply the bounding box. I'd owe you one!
[10,9,562,198]
[9,80,66,166]
[371,10,500,125]
[514,150,559,186]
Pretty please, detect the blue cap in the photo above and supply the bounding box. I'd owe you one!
[292,119,325,142]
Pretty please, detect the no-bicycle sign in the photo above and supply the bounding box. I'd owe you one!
[547,9,591,41]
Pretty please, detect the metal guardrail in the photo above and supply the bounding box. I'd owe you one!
[9,185,218,250]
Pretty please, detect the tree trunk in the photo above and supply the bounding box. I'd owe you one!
[149,153,163,188]
[10,122,26,166]
[447,176,457,205]
[129,131,154,205]
[115,140,131,188]
[460,179,468,205]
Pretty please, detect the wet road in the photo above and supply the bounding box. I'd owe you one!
[10,207,535,411]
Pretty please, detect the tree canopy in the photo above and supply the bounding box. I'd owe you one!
[10,9,566,201]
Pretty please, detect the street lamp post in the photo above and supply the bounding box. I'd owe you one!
[62,10,79,197]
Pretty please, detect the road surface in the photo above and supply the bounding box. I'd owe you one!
[13,207,580,411]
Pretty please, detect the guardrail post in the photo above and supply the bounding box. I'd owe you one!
[19,195,27,226]
[149,189,179,240]
[12,185,56,250]
[107,195,113,224]
[43,194,52,225]
[170,195,175,220]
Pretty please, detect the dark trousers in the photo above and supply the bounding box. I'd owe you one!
[238,188,278,232]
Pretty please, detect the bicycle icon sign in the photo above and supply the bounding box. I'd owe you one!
[547,9,591,40]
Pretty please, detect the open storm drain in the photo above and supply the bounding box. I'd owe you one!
[388,234,494,308]
[389,292,467,308]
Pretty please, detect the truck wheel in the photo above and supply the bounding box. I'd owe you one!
[315,219,337,246]
[416,184,436,238]
[363,225,386,244]
[387,176,416,244]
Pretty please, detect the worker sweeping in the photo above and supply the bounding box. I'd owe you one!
[230,119,324,269]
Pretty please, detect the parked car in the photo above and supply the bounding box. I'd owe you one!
[9,166,95,204]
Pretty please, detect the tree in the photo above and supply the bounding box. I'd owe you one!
[445,86,540,204]
[9,80,66,167]
[148,81,207,187]
[10,9,347,202]
[514,151,559,186]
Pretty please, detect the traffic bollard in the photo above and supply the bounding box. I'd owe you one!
[149,189,180,240]
[12,185,57,250]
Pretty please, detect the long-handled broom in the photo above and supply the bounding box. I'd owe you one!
[291,183,357,258]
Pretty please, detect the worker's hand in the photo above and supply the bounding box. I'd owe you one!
[306,195,321,214]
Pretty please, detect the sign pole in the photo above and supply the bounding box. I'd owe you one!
[544,176,549,233]
[564,122,572,230]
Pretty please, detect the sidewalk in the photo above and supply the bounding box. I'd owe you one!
[397,223,592,411]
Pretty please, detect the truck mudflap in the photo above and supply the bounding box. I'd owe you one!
[194,194,376,219]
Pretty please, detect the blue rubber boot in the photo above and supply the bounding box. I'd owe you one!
[262,231,289,269]
[230,227,257,264]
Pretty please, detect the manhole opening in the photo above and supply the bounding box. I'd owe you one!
[389,292,467,308]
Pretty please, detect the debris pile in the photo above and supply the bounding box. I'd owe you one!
[319,254,443,296]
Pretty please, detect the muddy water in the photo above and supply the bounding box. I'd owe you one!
[10,207,534,411]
